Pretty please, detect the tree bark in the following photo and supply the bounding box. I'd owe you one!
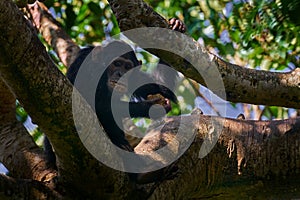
[107,0,300,109]
[27,2,79,67]
[0,77,57,198]
[0,1,120,198]
[0,0,300,199]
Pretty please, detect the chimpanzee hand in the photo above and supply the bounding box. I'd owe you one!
[168,18,186,33]
[146,94,172,113]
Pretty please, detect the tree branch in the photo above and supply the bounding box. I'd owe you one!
[27,2,80,68]
[107,0,300,109]
[1,0,300,198]
[0,78,57,184]
[0,1,120,196]
[0,78,16,124]
[135,114,300,198]
[0,174,62,199]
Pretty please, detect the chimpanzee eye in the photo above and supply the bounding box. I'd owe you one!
[114,60,122,67]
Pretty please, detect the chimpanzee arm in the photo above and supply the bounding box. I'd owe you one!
[112,100,170,119]
[130,100,171,119]
[129,101,153,118]
[131,19,185,104]
[133,83,177,104]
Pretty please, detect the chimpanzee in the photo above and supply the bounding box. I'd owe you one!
[67,18,186,152]
[67,41,176,152]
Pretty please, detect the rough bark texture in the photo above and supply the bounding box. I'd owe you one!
[0,174,61,199]
[0,1,119,198]
[107,0,300,109]
[0,79,16,124]
[0,78,57,199]
[27,2,80,67]
[0,0,300,199]
[135,115,300,199]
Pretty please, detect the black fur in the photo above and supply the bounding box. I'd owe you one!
[67,41,177,151]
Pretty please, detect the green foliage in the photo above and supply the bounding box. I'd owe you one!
[16,101,28,123]
[146,0,298,119]
[42,0,298,120]
[16,101,44,146]
[31,128,44,147]
[149,0,300,71]
[45,0,119,46]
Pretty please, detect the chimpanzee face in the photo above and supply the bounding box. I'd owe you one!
[106,56,136,93]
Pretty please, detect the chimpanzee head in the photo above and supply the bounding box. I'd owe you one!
[97,41,141,94]
[67,40,142,97]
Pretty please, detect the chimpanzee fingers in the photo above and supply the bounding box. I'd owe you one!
[174,20,180,31]
[168,18,186,33]
[163,98,172,113]
[146,94,172,113]
[168,18,176,27]
[180,23,186,33]
[168,18,178,30]
[147,94,164,104]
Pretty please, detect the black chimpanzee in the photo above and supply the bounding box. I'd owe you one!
[67,41,177,151]
[67,18,186,153]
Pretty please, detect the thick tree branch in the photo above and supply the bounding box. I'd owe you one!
[0,121,57,184]
[1,0,300,198]
[27,2,79,67]
[0,0,76,169]
[0,78,57,184]
[0,174,62,199]
[107,0,300,109]
[0,78,16,124]
[0,1,121,197]
[135,114,300,198]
